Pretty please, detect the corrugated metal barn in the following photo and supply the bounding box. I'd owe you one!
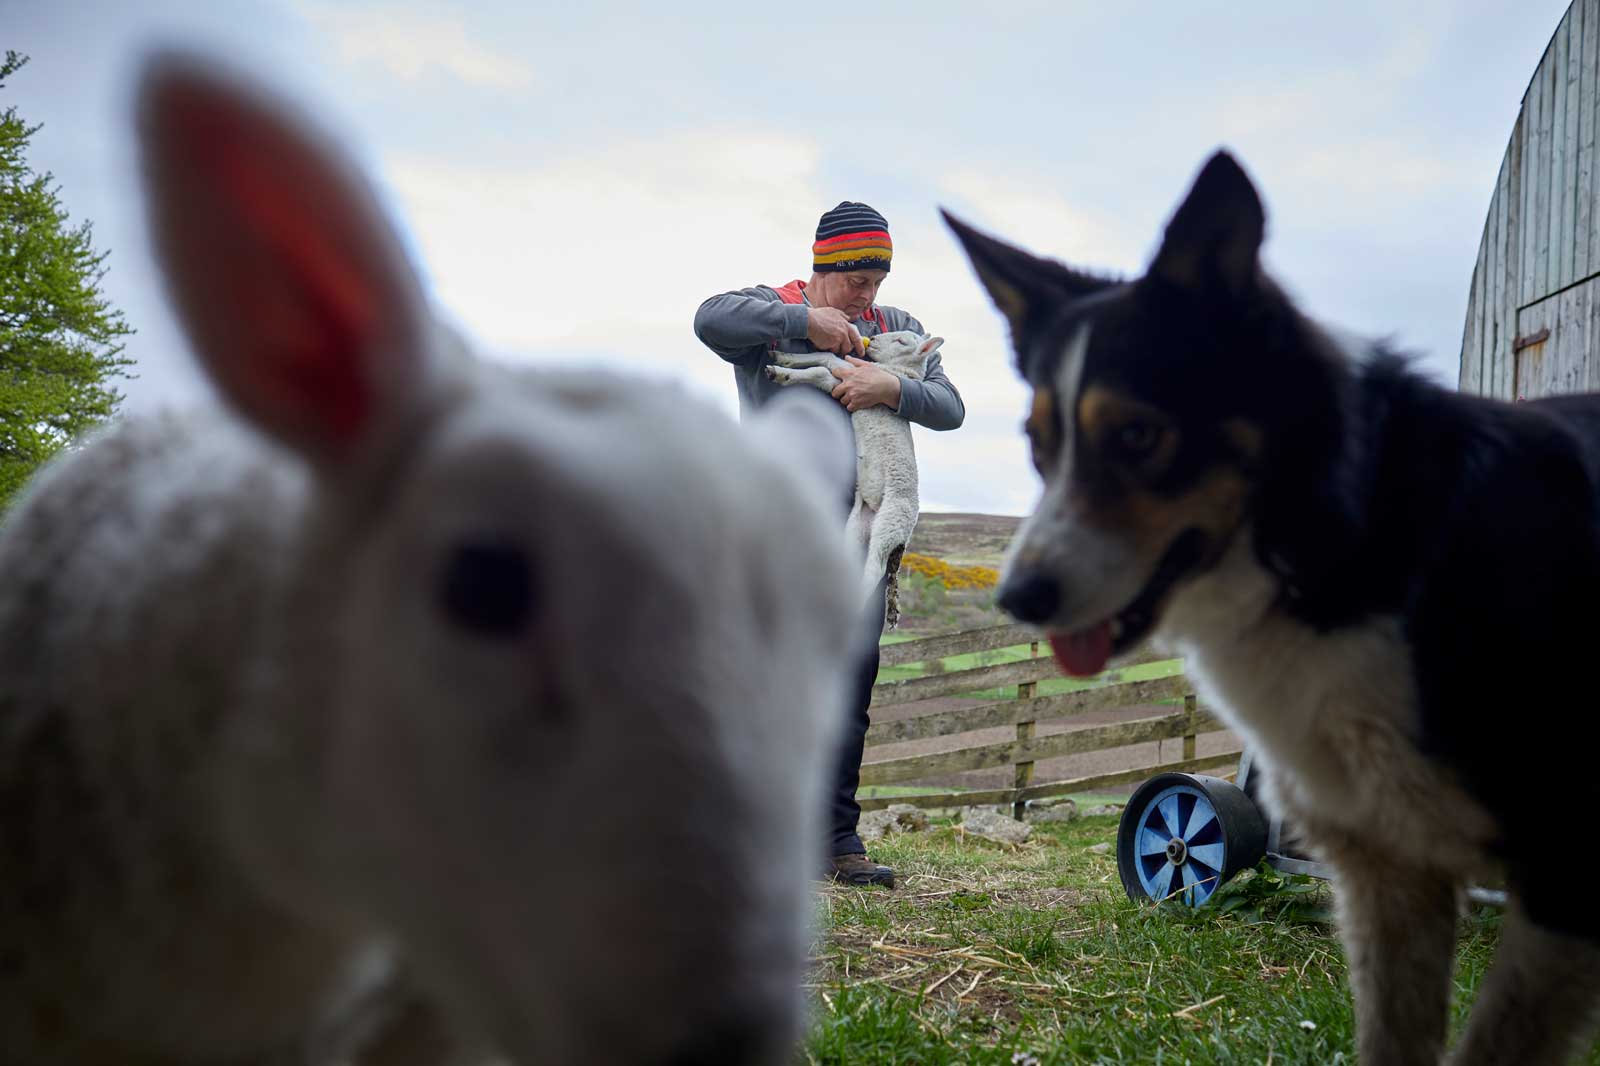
[1460,0,1600,399]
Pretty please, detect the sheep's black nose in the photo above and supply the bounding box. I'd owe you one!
[997,572,1061,624]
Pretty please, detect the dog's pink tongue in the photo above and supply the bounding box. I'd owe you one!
[1050,624,1112,677]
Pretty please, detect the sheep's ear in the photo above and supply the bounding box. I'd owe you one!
[941,209,1111,380]
[137,54,432,466]
[751,390,854,519]
[919,336,945,357]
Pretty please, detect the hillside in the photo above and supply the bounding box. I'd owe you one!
[892,512,1021,635]
[908,512,1021,570]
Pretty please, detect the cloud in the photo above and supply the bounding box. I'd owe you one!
[381,129,826,392]
[916,413,1039,517]
[376,132,1146,517]
[935,170,1153,276]
[374,136,1048,514]
[18,0,1568,514]
[294,3,535,89]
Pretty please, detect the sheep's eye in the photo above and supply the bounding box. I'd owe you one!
[439,540,536,637]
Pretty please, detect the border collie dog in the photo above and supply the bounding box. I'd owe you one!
[946,151,1600,1066]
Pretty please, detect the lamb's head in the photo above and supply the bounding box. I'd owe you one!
[139,56,859,1066]
[865,329,945,381]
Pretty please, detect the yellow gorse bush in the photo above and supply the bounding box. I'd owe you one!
[899,552,999,591]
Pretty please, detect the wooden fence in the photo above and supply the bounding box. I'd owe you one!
[860,622,1241,817]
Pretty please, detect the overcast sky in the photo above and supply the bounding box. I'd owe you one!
[4,1,1576,515]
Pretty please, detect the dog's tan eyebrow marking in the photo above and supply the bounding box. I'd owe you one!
[1026,387,1057,447]
[1221,418,1264,467]
[1078,385,1180,475]
[1078,385,1169,438]
[1076,385,1123,443]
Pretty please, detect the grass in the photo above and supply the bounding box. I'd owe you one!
[858,784,972,801]
[858,786,1132,807]
[801,810,1600,1065]
[857,576,1580,1061]
[875,639,1186,702]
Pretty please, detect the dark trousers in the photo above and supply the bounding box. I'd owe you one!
[830,577,888,856]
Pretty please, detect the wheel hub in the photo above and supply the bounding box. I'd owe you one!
[1119,775,1267,909]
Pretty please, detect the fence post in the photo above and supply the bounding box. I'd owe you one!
[1182,693,1198,762]
[1011,640,1041,820]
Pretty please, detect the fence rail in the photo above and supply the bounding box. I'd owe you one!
[862,623,1240,816]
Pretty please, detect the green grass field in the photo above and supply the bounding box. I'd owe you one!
[875,640,1186,702]
[802,810,1599,1065]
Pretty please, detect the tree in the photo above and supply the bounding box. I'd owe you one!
[1,50,133,509]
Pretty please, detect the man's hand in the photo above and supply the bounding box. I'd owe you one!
[807,307,867,357]
[830,356,901,413]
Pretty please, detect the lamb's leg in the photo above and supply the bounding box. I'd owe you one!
[860,510,915,626]
[859,537,902,612]
[1320,833,1458,1066]
[1447,902,1600,1065]
[862,497,916,586]
[764,365,837,393]
[844,495,874,558]
[771,351,847,371]
[882,545,906,630]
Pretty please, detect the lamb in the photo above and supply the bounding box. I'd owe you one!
[763,330,945,628]
[0,54,862,1066]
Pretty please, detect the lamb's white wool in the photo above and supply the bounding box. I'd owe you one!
[0,55,859,1066]
[765,330,945,628]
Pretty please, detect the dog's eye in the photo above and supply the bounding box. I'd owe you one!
[438,539,536,638]
[1115,420,1161,458]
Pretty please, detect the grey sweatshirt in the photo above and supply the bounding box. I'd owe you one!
[693,284,966,431]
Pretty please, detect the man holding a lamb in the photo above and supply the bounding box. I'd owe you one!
[695,202,965,888]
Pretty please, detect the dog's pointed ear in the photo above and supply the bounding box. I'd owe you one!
[941,209,1106,376]
[1150,151,1264,299]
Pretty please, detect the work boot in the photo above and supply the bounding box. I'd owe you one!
[826,853,895,888]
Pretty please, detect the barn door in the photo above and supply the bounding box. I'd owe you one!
[1512,299,1552,403]
[1510,279,1597,402]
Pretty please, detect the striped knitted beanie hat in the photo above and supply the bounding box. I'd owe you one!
[813,201,892,273]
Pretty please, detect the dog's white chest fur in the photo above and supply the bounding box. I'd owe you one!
[1156,537,1497,874]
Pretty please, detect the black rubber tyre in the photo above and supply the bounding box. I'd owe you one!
[1116,772,1268,906]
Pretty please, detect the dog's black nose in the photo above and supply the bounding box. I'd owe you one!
[997,572,1061,623]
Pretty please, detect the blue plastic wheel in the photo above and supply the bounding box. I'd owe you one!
[1116,773,1266,907]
